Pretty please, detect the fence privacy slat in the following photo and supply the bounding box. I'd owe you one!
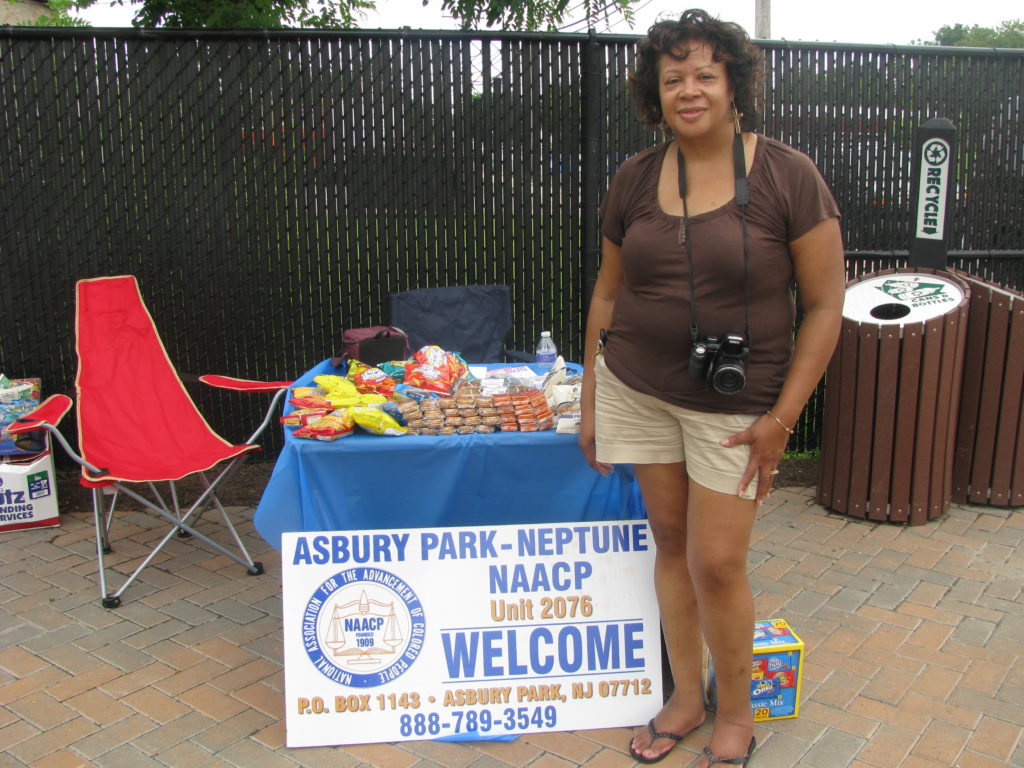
[0,29,1021,460]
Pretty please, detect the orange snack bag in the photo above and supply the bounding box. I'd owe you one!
[352,366,397,397]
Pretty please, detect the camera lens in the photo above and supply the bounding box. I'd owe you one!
[711,362,746,395]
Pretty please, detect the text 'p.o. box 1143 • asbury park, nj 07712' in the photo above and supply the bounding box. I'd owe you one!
[281,520,661,748]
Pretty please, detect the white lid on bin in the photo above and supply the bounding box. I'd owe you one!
[842,273,966,325]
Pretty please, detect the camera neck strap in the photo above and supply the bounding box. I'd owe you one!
[677,131,751,344]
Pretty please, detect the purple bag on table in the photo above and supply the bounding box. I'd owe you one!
[330,326,410,368]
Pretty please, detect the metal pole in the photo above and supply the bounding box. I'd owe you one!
[581,30,603,320]
[755,0,770,39]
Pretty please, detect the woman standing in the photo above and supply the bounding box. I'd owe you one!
[579,10,845,767]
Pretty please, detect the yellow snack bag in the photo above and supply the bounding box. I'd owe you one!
[314,374,360,398]
[326,394,362,408]
[350,406,406,436]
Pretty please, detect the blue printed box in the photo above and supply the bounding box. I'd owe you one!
[706,618,804,722]
[0,378,41,456]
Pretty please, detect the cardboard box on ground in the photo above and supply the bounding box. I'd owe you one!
[706,618,804,722]
[0,376,60,532]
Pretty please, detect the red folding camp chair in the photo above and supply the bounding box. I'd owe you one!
[8,276,292,608]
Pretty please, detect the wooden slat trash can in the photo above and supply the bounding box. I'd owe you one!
[817,268,970,525]
[949,269,1024,507]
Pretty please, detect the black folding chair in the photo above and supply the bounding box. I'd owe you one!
[388,285,534,363]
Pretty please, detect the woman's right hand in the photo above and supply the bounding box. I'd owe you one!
[579,407,613,476]
[578,236,622,479]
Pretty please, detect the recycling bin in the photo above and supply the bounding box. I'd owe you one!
[817,268,970,524]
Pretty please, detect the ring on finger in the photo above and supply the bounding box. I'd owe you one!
[768,469,780,475]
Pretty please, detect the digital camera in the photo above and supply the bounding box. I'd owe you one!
[687,332,749,395]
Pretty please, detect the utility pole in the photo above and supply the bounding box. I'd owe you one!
[755,0,770,38]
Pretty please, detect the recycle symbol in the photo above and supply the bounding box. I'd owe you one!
[876,279,947,302]
[924,140,948,166]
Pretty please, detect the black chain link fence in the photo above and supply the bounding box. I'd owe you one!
[1,28,1021,458]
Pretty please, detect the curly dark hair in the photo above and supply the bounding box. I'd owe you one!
[628,9,763,131]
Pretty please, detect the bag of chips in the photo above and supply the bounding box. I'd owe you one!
[350,406,406,436]
[288,395,333,410]
[404,345,468,395]
[313,374,364,407]
[350,364,397,397]
[292,412,355,441]
[280,408,331,426]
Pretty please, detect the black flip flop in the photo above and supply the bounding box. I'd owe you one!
[627,718,690,764]
[695,736,757,767]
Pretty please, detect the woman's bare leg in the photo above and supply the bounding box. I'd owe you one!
[629,462,707,760]
[686,481,756,765]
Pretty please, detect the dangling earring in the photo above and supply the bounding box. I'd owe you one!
[731,102,742,134]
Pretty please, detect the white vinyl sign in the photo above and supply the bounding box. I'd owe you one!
[915,138,951,241]
[281,521,661,748]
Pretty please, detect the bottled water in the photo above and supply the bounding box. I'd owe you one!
[535,331,557,372]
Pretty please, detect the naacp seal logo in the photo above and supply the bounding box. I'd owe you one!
[303,567,425,687]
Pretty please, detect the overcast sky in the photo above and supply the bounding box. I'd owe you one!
[79,0,1020,46]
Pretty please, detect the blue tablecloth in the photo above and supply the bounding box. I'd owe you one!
[254,359,645,549]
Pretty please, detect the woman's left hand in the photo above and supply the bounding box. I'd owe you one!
[721,414,790,504]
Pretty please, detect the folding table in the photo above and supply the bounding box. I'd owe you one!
[254,359,645,549]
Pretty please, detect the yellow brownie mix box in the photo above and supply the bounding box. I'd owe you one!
[706,618,804,722]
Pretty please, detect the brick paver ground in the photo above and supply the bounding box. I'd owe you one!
[1,486,1021,767]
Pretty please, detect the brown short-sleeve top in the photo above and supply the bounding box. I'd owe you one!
[599,135,840,413]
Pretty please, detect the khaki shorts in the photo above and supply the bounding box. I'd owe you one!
[594,355,759,499]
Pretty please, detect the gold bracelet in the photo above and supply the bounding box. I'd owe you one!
[765,409,794,435]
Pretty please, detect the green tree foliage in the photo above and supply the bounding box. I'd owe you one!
[929,19,1024,48]
[126,0,373,29]
[19,0,89,26]
[439,0,631,30]
[35,0,632,30]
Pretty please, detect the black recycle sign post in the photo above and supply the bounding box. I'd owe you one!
[909,118,958,270]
